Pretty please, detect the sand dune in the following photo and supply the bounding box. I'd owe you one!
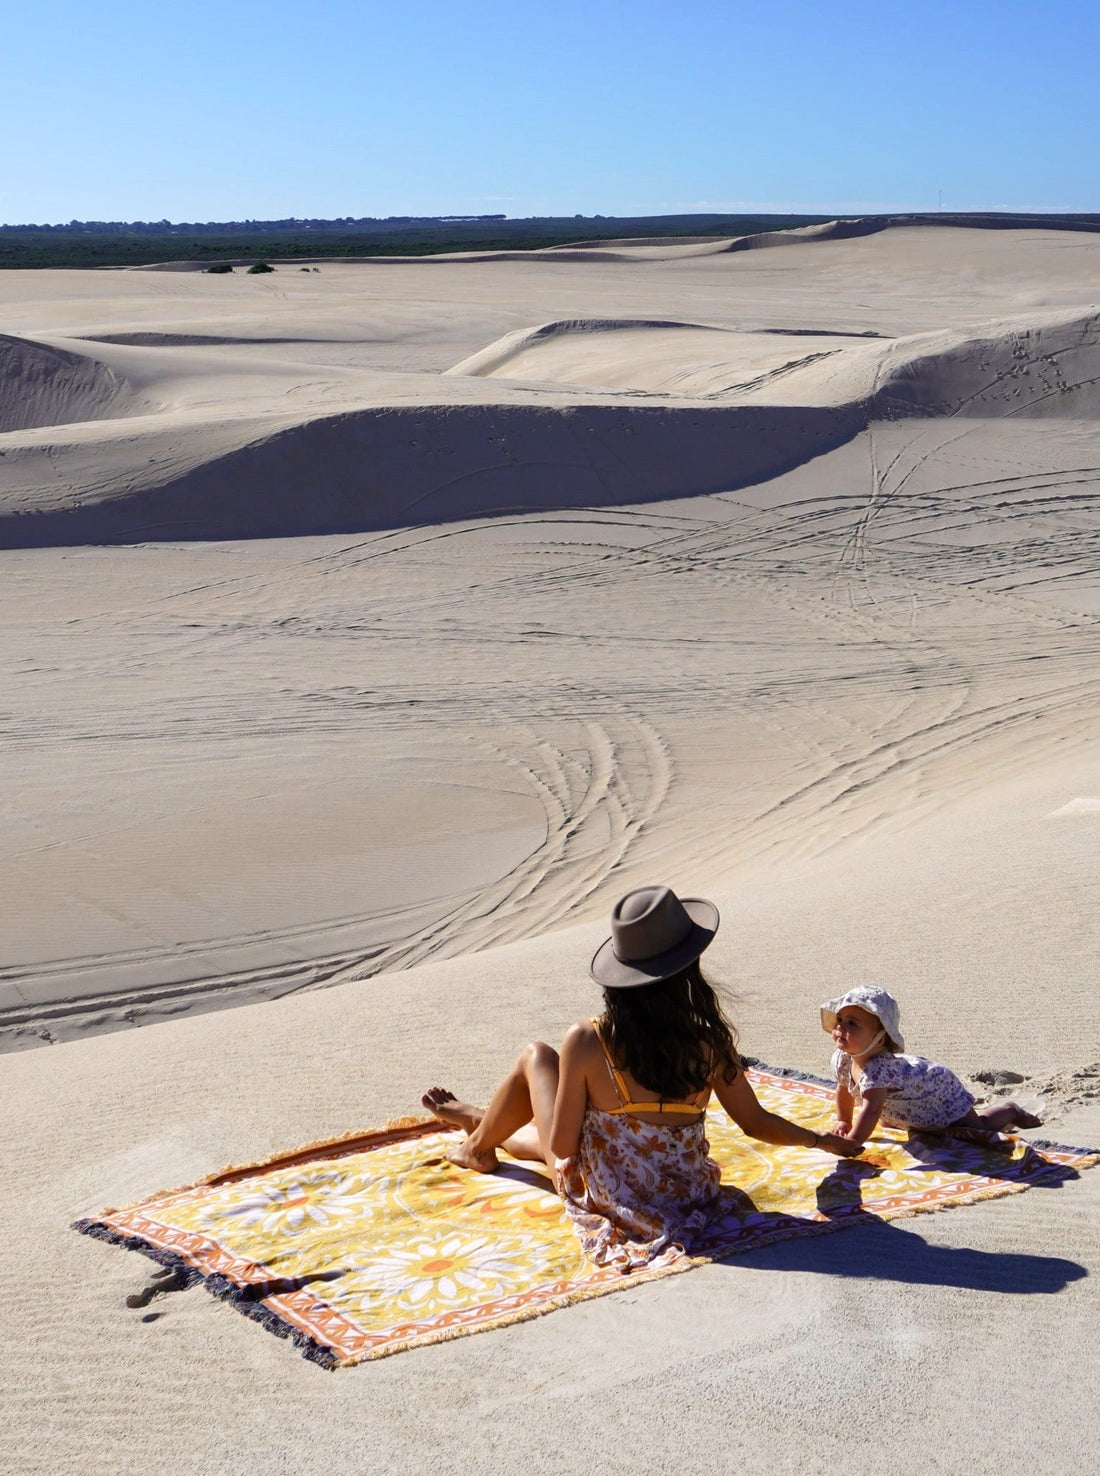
[1,222,1098,1473]
[2,220,1097,1029]
[3,310,1100,548]
[446,317,886,395]
[455,308,1100,416]
[3,413,1098,1048]
[2,223,1099,1043]
[0,331,152,432]
[0,397,869,545]
[127,216,891,272]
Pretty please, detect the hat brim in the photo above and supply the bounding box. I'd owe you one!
[590,898,719,989]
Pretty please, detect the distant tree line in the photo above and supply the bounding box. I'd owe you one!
[0,214,510,234]
[0,213,834,269]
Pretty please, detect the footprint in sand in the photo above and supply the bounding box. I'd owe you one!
[1046,797,1100,817]
[125,1264,187,1309]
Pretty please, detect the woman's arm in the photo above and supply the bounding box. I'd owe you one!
[714,1067,862,1157]
[842,1087,887,1145]
[548,1023,592,1160]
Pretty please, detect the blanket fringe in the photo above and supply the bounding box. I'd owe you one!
[741,1056,834,1088]
[72,1219,340,1369]
[1026,1138,1100,1164]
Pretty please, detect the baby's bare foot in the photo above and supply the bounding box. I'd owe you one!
[1009,1105,1043,1129]
[421,1086,484,1135]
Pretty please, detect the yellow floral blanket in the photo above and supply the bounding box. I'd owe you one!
[75,1066,1097,1368]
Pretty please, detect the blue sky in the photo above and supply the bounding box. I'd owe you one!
[4,1,1098,224]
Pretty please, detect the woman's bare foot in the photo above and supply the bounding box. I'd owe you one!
[421,1087,499,1171]
[421,1087,484,1134]
[445,1138,500,1173]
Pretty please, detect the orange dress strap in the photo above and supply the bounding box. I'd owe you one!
[591,1019,708,1117]
[592,1017,632,1107]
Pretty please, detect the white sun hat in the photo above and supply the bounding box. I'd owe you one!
[820,986,904,1051]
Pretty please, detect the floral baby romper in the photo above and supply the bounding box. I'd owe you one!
[833,1048,975,1130]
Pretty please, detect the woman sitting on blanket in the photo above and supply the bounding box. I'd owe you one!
[423,884,860,1270]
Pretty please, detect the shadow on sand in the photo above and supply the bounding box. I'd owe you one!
[715,1158,1087,1294]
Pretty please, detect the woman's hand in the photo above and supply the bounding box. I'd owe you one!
[818,1131,864,1157]
[715,1070,862,1155]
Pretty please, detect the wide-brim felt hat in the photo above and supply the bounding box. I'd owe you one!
[820,986,905,1052]
[590,884,719,989]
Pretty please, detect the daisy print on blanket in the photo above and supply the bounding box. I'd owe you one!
[74,1069,1098,1368]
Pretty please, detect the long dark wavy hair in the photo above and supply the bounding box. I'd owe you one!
[598,960,739,1098]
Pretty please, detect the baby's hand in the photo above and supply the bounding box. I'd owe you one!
[832,1120,853,1136]
[819,1132,863,1158]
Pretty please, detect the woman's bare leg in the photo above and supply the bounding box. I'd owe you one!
[421,1041,560,1173]
[419,1090,543,1163]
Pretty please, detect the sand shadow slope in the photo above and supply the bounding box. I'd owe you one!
[0,399,865,547]
[0,332,152,432]
[876,310,1100,420]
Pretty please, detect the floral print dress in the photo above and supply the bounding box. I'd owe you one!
[558,1107,722,1271]
[557,1025,723,1271]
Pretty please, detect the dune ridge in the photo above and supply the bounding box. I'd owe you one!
[875,309,1100,419]
[445,317,726,376]
[2,305,1099,548]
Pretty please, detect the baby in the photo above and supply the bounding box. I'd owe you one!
[822,986,1042,1145]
